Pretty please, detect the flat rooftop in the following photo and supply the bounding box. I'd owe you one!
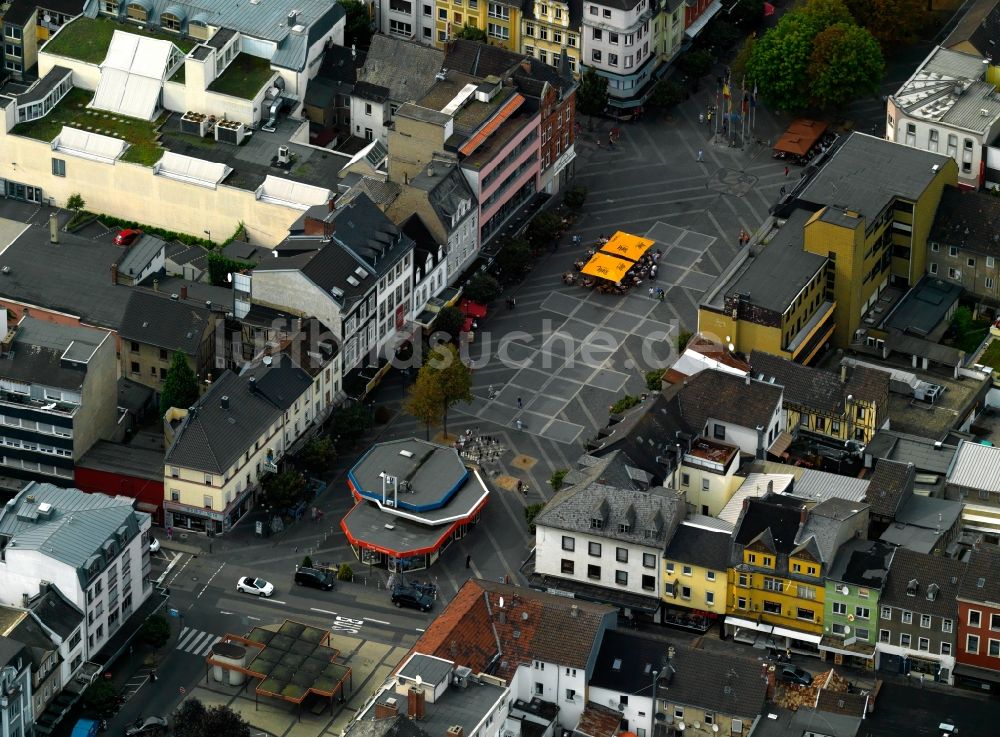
[706,208,826,314]
[881,277,963,336]
[77,440,164,482]
[798,132,951,224]
[685,437,740,465]
[349,439,470,512]
[0,213,229,330]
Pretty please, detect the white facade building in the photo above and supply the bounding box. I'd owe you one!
[0,484,151,661]
[581,0,658,107]
[532,451,682,621]
[886,46,1000,190]
[0,641,32,737]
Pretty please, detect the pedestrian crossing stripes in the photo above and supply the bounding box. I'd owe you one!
[176,627,221,657]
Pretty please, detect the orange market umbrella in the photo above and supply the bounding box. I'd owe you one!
[601,231,655,261]
[581,252,632,282]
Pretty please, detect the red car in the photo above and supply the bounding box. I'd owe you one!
[113,228,142,246]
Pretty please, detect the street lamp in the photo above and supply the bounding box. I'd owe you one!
[650,669,659,737]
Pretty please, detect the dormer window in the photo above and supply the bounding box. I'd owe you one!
[618,523,630,534]
[591,517,603,530]
[906,578,919,596]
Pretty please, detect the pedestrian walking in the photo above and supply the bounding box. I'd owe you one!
[658,290,665,302]
[167,526,173,541]
[466,555,471,569]
[699,112,705,124]
[784,166,789,177]
[516,419,523,431]
[510,296,516,309]
[697,149,704,162]
[517,396,523,409]
[648,286,655,298]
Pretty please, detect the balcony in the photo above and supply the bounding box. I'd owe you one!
[0,389,78,416]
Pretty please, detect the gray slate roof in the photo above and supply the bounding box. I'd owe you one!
[655,645,768,718]
[880,547,966,618]
[119,290,213,355]
[929,186,1000,257]
[677,369,783,434]
[0,317,108,391]
[957,544,1000,605]
[663,521,732,571]
[750,350,845,414]
[866,459,915,518]
[535,451,681,546]
[27,583,83,639]
[798,132,952,223]
[358,35,443,104]
[827,538,895,589]
[116,235,164,281]
[164,361,311,474]
[0,483,145,574]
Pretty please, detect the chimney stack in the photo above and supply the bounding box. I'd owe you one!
[799,506,808,525]
[755,425,766,461]
[181,285,188,300]
[375,698,399,720]
[840,363,848,384]
[446,727,464,737]
[408,687,426,720]
[110,263,119,285]
[49,213,59,244]
[221,395,230,410]
[153,278,159,292]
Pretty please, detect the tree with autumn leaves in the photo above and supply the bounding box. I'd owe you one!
[404,344,473,439]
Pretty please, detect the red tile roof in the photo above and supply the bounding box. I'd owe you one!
[411,579,615,682]
[459,94,525,157]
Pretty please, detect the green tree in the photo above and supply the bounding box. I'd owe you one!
[676,329,694,353]
[842,0,926,49]
[649,79,685,111]
[563,186,587,211]
[261,470,307,511]
[425,343,473,437]
[198,704,251,737]
[206,251,253,286]
[298,436,335,474]
[731,36,756,87]
[302,555,313,568]
[550,469,569,491]
[340,0,373,49]
[495,239,532,283]
[172,699,208,737]
[526,211,562,248]
[404,364,443,439]
[463,272,502,304]
[645,369,665,391]
[331,404,371,450]
[524,502,545,533]
[728,0,766,27]
[799,0,855,27]
[66,193,85,213]
[679,49,714,82]
[576,67,608,124]
[433,305,465,340]
[141,614,170,648]
[83,679,119,714]
[806,22,884,109]
[337,563,353,581]
[748,14,815,110]
[455,24,487,42]
[160,352,199,415]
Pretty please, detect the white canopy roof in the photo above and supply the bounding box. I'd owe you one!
[256,175,331,210]
[93,31,179,120]
[154,152,231,188]
[54,126,127,162]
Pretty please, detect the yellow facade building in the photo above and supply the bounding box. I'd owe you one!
[699,134,957,362]
[662,520,731,624]
[521,0,581,74]
[435,0,523,50]
[676,437,743,517]
[725,495,869,649]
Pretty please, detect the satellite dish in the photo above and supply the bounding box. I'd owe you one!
[415,675,423,687]
[677,723,686,732]
[840,585,849,595]
[499,596,505,609]
[844,626,851,634]
[712,726,719,733]
[728,343,735,352]
[227,273,233,283]
[725,336,731,343]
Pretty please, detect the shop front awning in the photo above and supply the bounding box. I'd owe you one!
[727,616,773,633]
[819,635,875,658]
[773,119,829,156]
[772,626,822,644]
[685,0,723,39]
[581,252,633,282]
[600,231,655,261]
[954,663,1000,683]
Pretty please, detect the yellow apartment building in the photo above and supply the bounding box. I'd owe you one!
[700,134,957,360]
[435,0,523,49]
[521,0,581,73]
[726,495,869,650]
[676,437,743,517]
[662,520,731,623]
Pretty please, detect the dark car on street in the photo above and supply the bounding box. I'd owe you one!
[295,567,335,590]
[780,666,814,687]
[391,585,433,612]
[125,717,168,736]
